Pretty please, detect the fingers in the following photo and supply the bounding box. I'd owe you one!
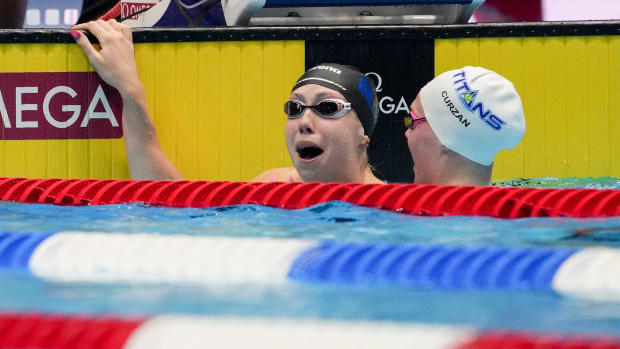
[70,22,89,30]
[72,19,130,43]
[70,19,133,60]
[70,30,101,64]
[72,20,108,41]
[70,19,139,94]
[108,19,133,43]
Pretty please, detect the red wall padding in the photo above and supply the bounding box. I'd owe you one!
[0,313,143,349]
[0,178,618,218]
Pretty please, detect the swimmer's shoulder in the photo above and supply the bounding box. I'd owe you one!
[363,169,386,184]
[251,167,302,183]
[366,177,386,184]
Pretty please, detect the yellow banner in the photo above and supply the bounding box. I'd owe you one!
[436,36,620,180]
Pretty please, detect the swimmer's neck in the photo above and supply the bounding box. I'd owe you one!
[415,153,493,187]
[425,175,492,187]
[299,166,382,184]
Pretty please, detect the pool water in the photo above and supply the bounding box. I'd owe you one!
[1,177,620,336]
[494,176,620,190]
[3,201,620,248]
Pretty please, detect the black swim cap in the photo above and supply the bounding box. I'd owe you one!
[292,64,379,137]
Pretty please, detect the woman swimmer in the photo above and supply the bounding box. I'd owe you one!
[70,20,383,184]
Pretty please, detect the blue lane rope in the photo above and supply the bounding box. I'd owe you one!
[0,232,54,270]
[0,232,581,291]
[288,243,578,290]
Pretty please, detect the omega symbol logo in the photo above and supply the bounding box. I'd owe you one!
[365,72,383,93]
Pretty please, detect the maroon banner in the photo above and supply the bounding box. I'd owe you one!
[0,72,123,140]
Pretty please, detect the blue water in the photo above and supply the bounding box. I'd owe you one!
[1,193,620,335]
[494,176,620,190]
[3,201,620,248]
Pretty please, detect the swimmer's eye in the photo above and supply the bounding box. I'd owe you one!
[284,100,306,118]
[284,99,351,119]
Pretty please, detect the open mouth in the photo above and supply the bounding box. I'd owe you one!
[296,145,324,161]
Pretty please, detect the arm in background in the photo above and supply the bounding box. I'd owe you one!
[71,20,184,180]
[0,0,28,28]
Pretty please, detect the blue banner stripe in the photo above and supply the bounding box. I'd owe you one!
[288,243,578,290]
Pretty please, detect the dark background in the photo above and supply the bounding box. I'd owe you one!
[306,39,434,183]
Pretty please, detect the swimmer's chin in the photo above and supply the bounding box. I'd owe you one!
[294,155,330,181]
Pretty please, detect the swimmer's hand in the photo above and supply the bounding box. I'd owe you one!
[71,20,141,96]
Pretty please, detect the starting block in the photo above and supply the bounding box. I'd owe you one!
[223,0,485,26]
[121,0,484,27]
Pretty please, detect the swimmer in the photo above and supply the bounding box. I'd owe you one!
[405,66,526,186]
[255,64,381,183]
[70,20,382,184]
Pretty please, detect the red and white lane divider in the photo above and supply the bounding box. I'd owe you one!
[1,312,620,349]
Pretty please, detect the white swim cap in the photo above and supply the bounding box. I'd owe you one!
[419,66,526,166]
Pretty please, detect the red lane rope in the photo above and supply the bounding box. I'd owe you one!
[0,313,143,349]
[1,312,620,348]
[0,178,618,218]
[457,331,620,349]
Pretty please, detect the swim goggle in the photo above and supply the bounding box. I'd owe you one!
[284,99,352,119]
[403,110,427,131]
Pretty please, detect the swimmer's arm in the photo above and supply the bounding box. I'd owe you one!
[71,20,183,180]
[120,84,183,180]
[251,168,299,182]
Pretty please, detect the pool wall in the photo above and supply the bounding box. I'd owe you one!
[0,21,619,182]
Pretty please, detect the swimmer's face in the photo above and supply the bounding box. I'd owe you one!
[405,94,443,184]
[286,84,368,182]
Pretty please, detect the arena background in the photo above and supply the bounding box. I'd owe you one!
[0,22,619,182]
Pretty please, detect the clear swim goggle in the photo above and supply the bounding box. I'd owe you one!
[284,99,352,119]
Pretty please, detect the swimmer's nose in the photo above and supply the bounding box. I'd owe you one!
[297,110,315,134]
[299,124,314,134]
[404,126,412,137]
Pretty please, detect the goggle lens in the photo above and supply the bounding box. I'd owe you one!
[315,100,341,117]
[403,116,412,128]
[404,110,427,131]
[284,100,304,118]
[284,99,351,119]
